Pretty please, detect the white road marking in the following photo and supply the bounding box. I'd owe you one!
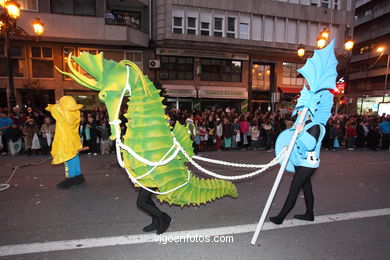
[0,208,389,256]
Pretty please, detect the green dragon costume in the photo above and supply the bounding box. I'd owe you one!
[56,53,237,206]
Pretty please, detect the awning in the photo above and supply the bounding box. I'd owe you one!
[279,87,302,94]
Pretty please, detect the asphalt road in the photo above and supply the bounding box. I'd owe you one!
[0,149,389,260]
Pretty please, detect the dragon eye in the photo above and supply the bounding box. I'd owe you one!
[99,92,107,100]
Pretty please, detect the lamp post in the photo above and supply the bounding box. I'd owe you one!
[377,47,389,103]
[0,0,44,109]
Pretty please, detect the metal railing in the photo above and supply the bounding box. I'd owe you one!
[104,18,148,33]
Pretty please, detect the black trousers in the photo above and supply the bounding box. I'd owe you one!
[136,188,162,218]
[277,166,317,218]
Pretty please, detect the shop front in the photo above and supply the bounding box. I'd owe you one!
[277,86,302,112]
[356,95,390,115]
[64,91,104,110]
[163,84,248,112]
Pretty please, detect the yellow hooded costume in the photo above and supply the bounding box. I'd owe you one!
[46,96,83,164]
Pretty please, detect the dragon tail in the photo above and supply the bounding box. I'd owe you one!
[156,173,238,207]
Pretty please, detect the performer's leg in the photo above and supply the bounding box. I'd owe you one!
[136,188,172,234]
[58,154,85,189]
[270,166,315,224]
[137,188,162,217]
[294,176,315,221]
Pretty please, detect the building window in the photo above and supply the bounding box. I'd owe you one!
[0,45,26,77]
[20,0,38,11]
[214,17,223,37]
[252,64,271,91]
[201,22,210,36]
[227,17,236,38]
[282,62,304,86]
[240,23,249,39]
[160,56,194,80]
[126,51,143,71]
[333,0,339,10]
[321,0,329,8]
[311,0,318,6]
[200,59,241,82]
[187,17,197,35]
[31,47,53,78]
[51,0,96,16]
[173,17,183,34]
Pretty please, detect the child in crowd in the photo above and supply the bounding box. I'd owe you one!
[23,118,40,155]
[40,116,55,155]
[250,121,260,151]
[8,123,23,155]
[85,115,99,156]
[222,118,232,150]
[215,119,223,151]
[98,121,112,154]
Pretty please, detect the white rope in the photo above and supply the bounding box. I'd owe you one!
[179,146,286,180]
[193,155,281,168]
[0,157,52,192]
[109,64,286,194]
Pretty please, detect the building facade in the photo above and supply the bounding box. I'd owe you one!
[1,0,355,113]
[348,0,390,115]
[0,0,150,110]
[153,0,355,112]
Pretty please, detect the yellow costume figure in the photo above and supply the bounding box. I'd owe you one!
[46,96,86,188]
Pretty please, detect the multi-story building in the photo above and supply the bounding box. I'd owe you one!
[0,0,150,110]
[1,0,355,113]
[348,0,390,115]
[153,0,355,112]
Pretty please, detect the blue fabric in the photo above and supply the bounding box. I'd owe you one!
[0,117,13,134]
[298,123,325,168]
[85,127,91,140]
[275,122,325,172]
[224,137,232,148]
[379,121,390,134]
[64,154,81,178]
[333,138,340,148]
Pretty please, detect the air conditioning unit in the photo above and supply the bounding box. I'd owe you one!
[160,72,168,79]
[149,59,160,68]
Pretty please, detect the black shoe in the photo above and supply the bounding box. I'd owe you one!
[57,175,85,189]
[294,214,314,221]
[156,213,172,235]
[269,215,284,225]
[143,217,159,232]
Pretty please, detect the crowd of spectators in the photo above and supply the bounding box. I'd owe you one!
[1,105,389,157]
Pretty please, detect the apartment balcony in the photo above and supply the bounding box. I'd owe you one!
[17,11,149,47]
[356,0,372,9]
[350,51,382,63]
[349,67,388,80]
[355,4,390,26]
[354,26,390,43]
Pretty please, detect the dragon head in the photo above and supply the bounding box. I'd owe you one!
[56,52,149,140]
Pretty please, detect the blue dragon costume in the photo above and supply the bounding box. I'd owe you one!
[270,39,338,224]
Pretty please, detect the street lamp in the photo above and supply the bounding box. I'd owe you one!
[297,44,305,58]
[320,28,330,41]
[377,47,389,103]
[316,36,327,49]
[0,0,44,109]
[344,39,354,52]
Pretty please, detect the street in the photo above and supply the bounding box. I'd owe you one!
[0,149,389,260]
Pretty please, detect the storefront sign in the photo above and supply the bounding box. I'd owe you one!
[164,85,195,97]
[164,85,248,99]
[202,90,246,99]
[157,48,249,61]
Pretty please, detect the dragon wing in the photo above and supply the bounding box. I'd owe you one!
[313,90,334,124]
[297,39,338,93]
